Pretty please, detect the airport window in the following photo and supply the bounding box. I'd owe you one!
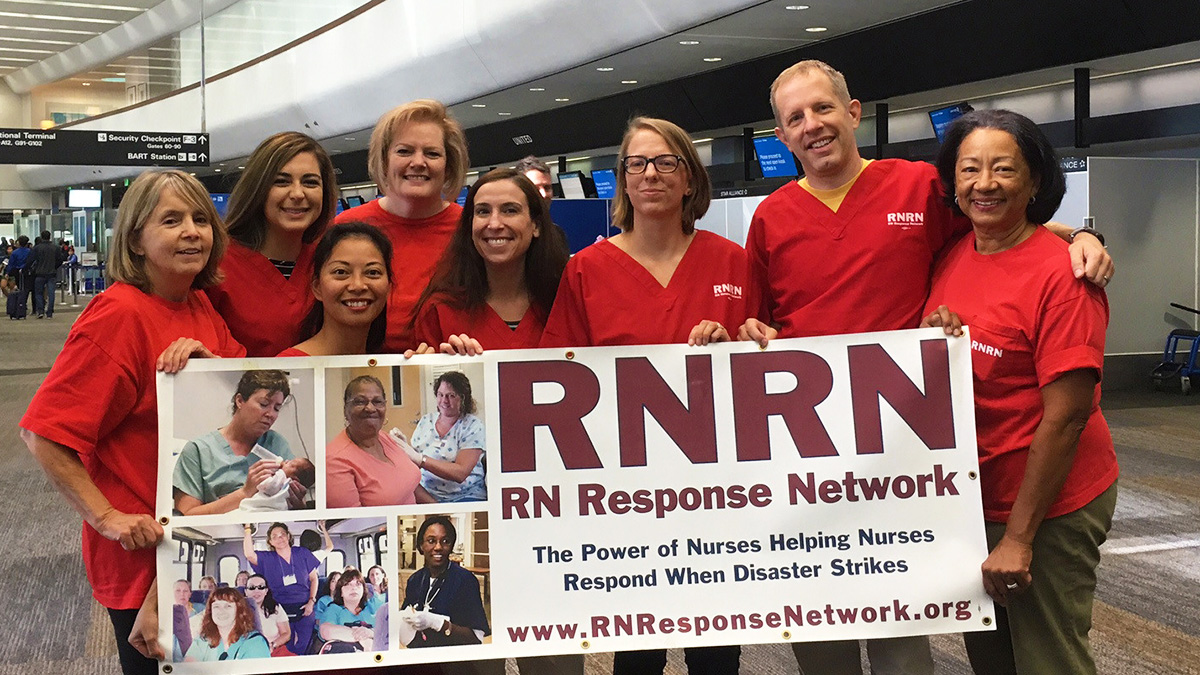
[218,555,241,586]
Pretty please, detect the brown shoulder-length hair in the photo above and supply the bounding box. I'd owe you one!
[224,132,338,251]
[368,99,468,202]
[198,587,257,647]
[107,169,227,292]
[409,168,568,328]
[334,568,370,613]
[611,117,711,234]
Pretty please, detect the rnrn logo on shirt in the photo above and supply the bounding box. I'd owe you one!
[886,212,924,228]
[713,283,742,299]
[972,339,1003,358]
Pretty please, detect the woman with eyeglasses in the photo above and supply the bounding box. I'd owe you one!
[243,573,292,656]
[540,117,751,675]
[403,371,487,503]
[184,587,270,661]
[541,117,754,351]
[326,375,428,507]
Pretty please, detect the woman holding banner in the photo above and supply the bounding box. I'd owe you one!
[205,132,338,356]
[925,109,1118,674]
[20,169,245,674]
[540,117,751,674]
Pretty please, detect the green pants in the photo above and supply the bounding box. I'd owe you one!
[966,481,1118,675]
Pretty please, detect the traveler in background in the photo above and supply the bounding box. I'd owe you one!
[926,109,1118,675]
[20,169,245,674]
[31,230,62,318]
[335,99,468,352]
[280,222,393,357]
[513,155,571,253]
[411,168,569,355]
[206,131,338,356]
[5,235,31,319]
[540,116,751,675]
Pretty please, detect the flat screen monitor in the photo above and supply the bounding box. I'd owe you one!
[345,195,366,208]
[558,171,586,200]
[455,186,470,206]
[591,169,617,199]
[68,188,102,209]
[929,102,973,143]
[752,136,799,178]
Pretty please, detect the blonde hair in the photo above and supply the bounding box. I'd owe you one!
[107,170,227,292]
[770,59,852,125]
[368,99,468,202]
[612,117,711,234]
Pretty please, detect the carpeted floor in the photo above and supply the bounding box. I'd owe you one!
[2,295,1197,674]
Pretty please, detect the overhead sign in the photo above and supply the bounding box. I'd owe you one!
[0,127,210,166]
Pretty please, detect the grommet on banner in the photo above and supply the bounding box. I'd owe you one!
[565,351,575,360]
[580,640,590,649]
[374,654,383,663]
[159,516,169,526]
[982,616,992,626]
[782,630,792,640]
[162,666,173,674]
[367,358,378,367]
[968,471,978,480]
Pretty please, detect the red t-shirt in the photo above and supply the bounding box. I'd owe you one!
[925,227,1118,521]
[20,283,245,609]
[415,298,547,350]
[335,200,460,352]
[204,240,317,357]
[746,159,967,337]
[541,231,754,347]
[276,347,310,357]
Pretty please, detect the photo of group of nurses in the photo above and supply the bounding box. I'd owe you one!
[323,363,488,508]
[170,518,390,661]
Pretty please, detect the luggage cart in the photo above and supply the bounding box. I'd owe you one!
[1150,303,1200,394]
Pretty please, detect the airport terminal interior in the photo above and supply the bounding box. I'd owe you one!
[2,0,1200,673]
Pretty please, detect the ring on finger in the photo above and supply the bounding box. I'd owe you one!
[1005,582,1019,590]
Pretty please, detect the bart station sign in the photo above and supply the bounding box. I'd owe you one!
[0,127,210,166]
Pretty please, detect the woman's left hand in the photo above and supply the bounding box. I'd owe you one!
[919,305,964,336]
[156,338,215,373]
[688,320,730,346]
[981,535,1033,606]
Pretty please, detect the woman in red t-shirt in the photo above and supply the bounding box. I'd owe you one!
[335,100,471,352]
[409,168,569,355]
[540,117,747,675]
[280,222,393,357]
[20,170,245,674]
[205,132,338,356]
[926,109,1117,674]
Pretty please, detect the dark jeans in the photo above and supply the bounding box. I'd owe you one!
[107,608,159,675]
[33,274,55,316]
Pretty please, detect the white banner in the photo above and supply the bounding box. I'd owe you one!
[155,327,992,672]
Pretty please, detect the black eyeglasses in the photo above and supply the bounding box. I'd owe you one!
[246,584,267,590]
[621,154,684,174]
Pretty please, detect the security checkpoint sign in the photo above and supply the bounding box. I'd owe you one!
[0,128,210,166]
